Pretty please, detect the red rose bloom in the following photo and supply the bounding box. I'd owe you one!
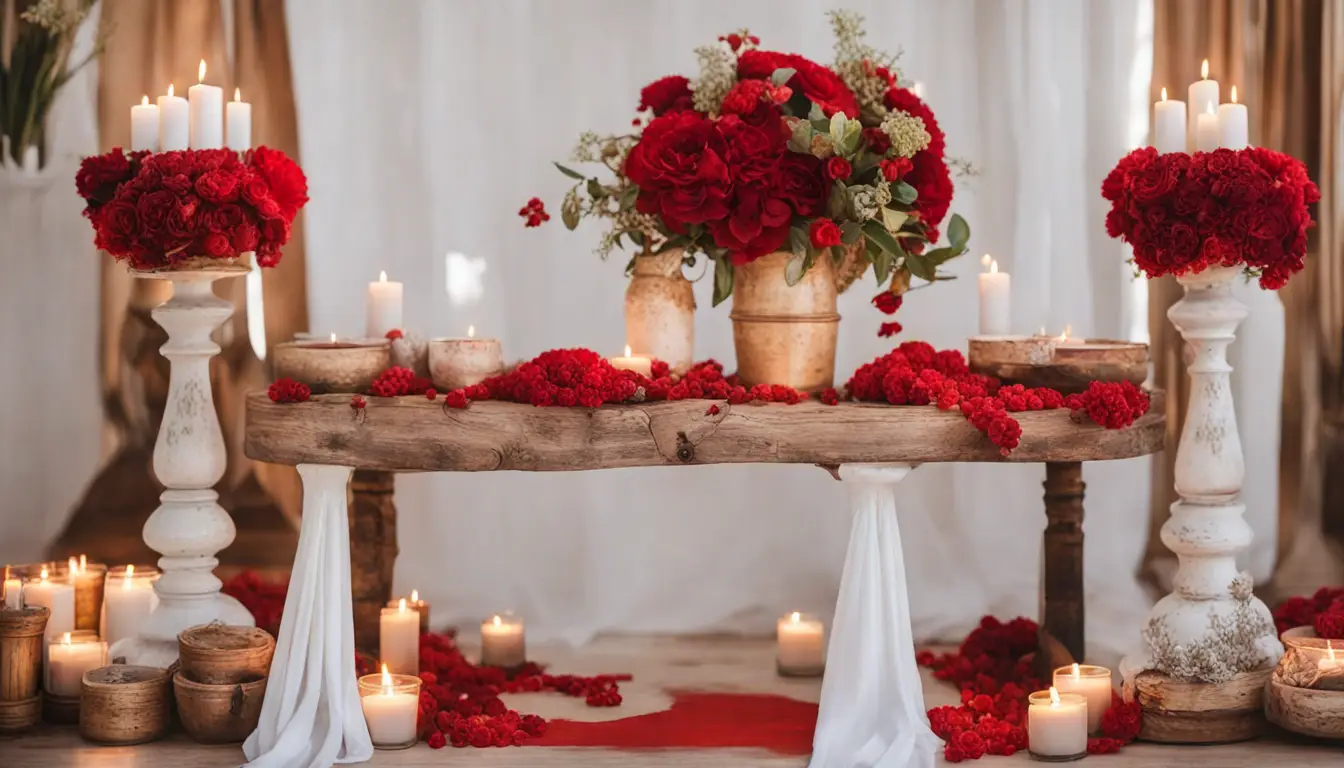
[775,153,827,217]
[881,157,913,181]
[626,111,732,231]
[884,86,953,228]
[195,169,241,204]
[824,156,852,182]
[737,50,859,118]
[638,75,694,116]
[809,218,842,248]
[76,148,140,212]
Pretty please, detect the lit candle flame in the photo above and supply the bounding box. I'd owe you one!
[1207,103,1216,116]
[168,83,175,98]
[1201,59,1209,80]
[62,632,71,646]
[398,598,407,614]
[1160,87,1167,101]
[1231,85,1238,104]
[1049,686,1061,707]
[141,95,150,106]
[198,60,207,84]
[492,615,502,627]
[79,555,86,571]
[790,611,801,624]
[1329,641,1337,663]
[381,663,393,693]
[468,325,476,339]
[123,564,135,589]
[379,270,388,283]
[411,589,419,602]
[329,332,337,344]
[40,566,48,582]
[1057,325,1072,342]
[234,87,242,102]
[981,255,998,274]
[624,344,632,357]
[68,557,79,575]
[1071,662,1080,679]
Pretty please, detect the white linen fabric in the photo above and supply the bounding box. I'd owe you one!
[244,464,372,768]
[811,464,939,768]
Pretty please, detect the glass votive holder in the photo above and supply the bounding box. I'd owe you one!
[480,613,525,668]
[1279,627,1344,690]
[46,630,108,697]
[65,556,107,633]
[1051,663,1112,732]
[358,666,422,749]
[1027,687,1088,762]
[101,565,160,653]
[21,564,75,640]
[776,612,825,677]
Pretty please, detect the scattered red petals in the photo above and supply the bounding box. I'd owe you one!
[1087,737,1124,755]
[519,197,550,227]
[705,404,721,416]
[267,377,310,404]
[877,321,904,338]
[385,328,404,340]
[819,387,839,405]
[350,395,366,410]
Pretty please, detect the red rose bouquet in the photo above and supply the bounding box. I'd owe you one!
[541,11,969,305]
[76,145,308,270]
[1101,146,1318,289]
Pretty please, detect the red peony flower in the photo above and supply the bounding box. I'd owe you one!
[872,291,903,315]
[638,75,694,116]
[626,111,733,232]
[809,218,842,248]
[824,156,852,182]
[737,50,859,118]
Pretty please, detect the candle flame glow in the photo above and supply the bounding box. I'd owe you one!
[1071,662,1080,679]
[1057,325,1072,342]
[69,557,78,574]
[329,332,337,343]
[1160,87,1167,101]
[981,255,998,274]
[168,83,175,98]
[411,589,419,602]
[379,270,388,283]
[790,612,801,624]
[199,60,207,84]
[141,95,149,106]
[62,632,71,646]
[1207,103,1216,116]
[1231,85,1238,104]
[123,564,135,589]
[1049,686,1061,707]
[1329,641,1336,662]
[381,663,393,693]
[79,554,86,571]
[492,615,502,627]
[468,325,476,338]
[234,87,242,102]
[624,345,632,357]
[398,598,407,614]
[40,566,48,582]
[1201,59,1209,80]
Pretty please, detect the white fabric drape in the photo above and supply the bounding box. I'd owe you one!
[283,0,1162,662]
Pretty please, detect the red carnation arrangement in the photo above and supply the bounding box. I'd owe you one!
[77,146,308,270]
[1101,146,1318,289]
[538,11,968,309]
[1273,586,1344,638]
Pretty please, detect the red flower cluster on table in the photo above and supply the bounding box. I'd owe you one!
[77,146,307,270]
[1273,586,1344,638]
[920,615,1143,761]
[221,571,287,638]
[385,328,404,340]
[369,366,434,397]
[847,343,1150,455]
[1102,146,1319,289]
[519,197,550,228]
[267,378,310,404]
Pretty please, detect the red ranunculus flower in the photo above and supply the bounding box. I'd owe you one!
[626,111,733,231]
[737,50,860,118]
[638,75,694,116]
[824,156,852,182]
[809,218,842,248]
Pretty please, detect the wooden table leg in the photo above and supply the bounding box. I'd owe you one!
[349,469,397,655]
[1040,461,1086,672]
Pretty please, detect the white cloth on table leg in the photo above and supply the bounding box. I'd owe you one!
[810,464,939,768]
[244,464,373,768]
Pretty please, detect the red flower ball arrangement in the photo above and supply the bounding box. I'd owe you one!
[76,145,308,270]
[1101,145,1318,289]
[1273,586,1344,638]
[534,11,969,311]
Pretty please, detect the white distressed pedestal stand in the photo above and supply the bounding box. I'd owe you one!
[113,268,255,667]
[1119,266,1283,742]
[244,464,372,767]
[811,464,939,768]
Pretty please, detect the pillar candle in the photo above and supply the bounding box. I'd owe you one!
[387,590,430,634]
[609,345,653,377]
[379,599,419,676]
[101,565,158,651]
[226,87,252,151]
[158,85,189,151]
[776,612,825,676]
[45,631,106,696]
[1218,85,1249,150]
[1186,59,1219,152]
[1194,105,1220,152]
[359,666,421,749]
[366,271,404,338]
[131,96,160,152]
[977,255,1011,336]
[1152,87,1186,154]
[188,60,224,150]
[3,567,20,610]
[67,556,106,632]
[480,614,525,668]
[1052,663,1112,733]
[22,567,74,639]
[428,328,504,391]
[1028,688,1088,760]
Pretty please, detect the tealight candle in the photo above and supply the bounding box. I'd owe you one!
[1052,663,1112,733]
[101,565,158,652]
[359,665,421,749]
[977,255,1011,336]
[609,345,653,378]
[776,612,825,677]
[366,271,404,339]
[387,589,430,634]
[379,599,419,676]
[67,555,107,633]
[480,614,525,669]
[1054,326,1084,347]
[428,326,504,391]
[46,630,107,697]
[1028,687,1088,761]
[22,566,74,640]
[271,333,391,394]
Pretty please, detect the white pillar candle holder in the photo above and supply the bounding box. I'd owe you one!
[1121,265,1282,687]
[428,335,504,392]
[115,267,255,667]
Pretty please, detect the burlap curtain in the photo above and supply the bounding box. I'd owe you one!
[54,0,304,562]
[1146,0,1344,593]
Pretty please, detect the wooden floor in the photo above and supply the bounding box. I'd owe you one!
[2,635,1340,767]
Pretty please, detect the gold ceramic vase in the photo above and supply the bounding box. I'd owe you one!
[625,249,696,371]
[730,251,839,391]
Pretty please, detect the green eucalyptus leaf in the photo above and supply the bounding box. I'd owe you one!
[712,259,735,307]
[808,102,827,122]
[788,225,810,258]
[869,243,893,284]
[561,203,580,230]
[862,220,905,257]
[840,120,862,156]
[554,162,586,181]
[840,220,864,245]
[946,213,970,250]
[904,252,937,282]
[619,185,639,210]
[771,67,797,87]
[891,180,917,205]
[586,178,606,200]
[881,207,909,235]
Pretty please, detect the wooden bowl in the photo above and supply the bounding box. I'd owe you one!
[1266,676,1344,739]
[173,670,267,744]
[968,336,1148,394]
[79,665,171,745]
[178,625,275,685]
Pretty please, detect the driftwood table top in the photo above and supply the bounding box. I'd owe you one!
[244,391,1166,472]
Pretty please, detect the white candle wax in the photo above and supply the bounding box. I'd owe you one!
[366,271,404,339]
[1218,86,1248,150]
[46,632,106,696]
[1194,106,1220,152]
[188,60,224,150]
[977,256,1011,336]
[1028,688,1088,758]
[3,577,20,610]
[609,345,653,378]
[480,614,525,668]
[360,667,420,748]
[131,96,160,152]
[1153,88,1186,154]
[226,88,252,151]
[387,589,430,633]
[157,85,189,151]
[1186,60,1219,152]
[776,612,825,675]
[102,566,158,651]
[1052,664,1112,733]
[379,599,420,676]
[23,569,75,639]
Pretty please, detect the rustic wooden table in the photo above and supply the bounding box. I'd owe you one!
[244,393,1166,666]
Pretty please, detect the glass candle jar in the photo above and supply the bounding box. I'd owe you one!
[1051,663,1112,732]
[1027,687,1087,761]
[46,630,107,696]
[22,564,75,640]
[479,613,525,668]
[776,612,825,677]
[358,665,422,749]
[65,555,107,633]
[101,565,159,652]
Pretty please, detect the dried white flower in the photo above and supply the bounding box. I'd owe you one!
[828,9,902,124]
[20,0,89,34]
[881,110,931,159]
[848,185,883,221]
[691,40,738,115]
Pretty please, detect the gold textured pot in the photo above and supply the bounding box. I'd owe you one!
[730,251,839,391]
[625,249,695,370]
